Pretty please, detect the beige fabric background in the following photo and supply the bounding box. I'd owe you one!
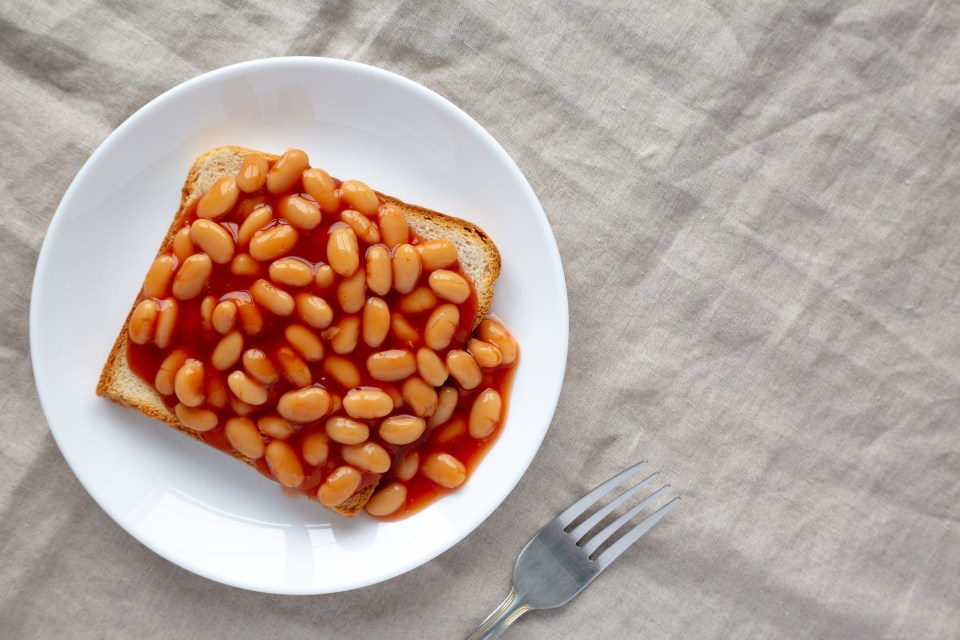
[2,1,959,638]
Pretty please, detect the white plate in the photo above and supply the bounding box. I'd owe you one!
[30,58,567,594]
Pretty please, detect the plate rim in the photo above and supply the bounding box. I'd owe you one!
[29,56,569,594]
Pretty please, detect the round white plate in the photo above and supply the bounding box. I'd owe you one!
[30,58,567,594]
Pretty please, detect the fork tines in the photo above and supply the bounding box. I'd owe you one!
[558,461,680,566]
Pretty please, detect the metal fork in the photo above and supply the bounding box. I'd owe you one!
[465,461,679,639]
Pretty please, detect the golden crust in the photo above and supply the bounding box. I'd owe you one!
[377,192,501,331]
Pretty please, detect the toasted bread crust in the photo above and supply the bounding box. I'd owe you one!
[378,193,501,332]
[97,146,500,517]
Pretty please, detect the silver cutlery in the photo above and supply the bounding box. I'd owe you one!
[466,461,679,639]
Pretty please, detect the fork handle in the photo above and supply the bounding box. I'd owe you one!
[465,586,532,640]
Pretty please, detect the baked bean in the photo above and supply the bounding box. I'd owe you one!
[446,350,482,390]
[278,194,321,230]
[391,313,419,343]
[314,264,335,289]
[340,180,379,216]
[278,387,331,423]
[467,338,503,368]
[200,295,216,332]
[242,348,280,384]
[343,388,393,419]
[469,388,502,439]
[396,451,420,481]
[175,403,218,432]
[341,442,391,473]
[295,293,333,329]
[155,349,189,396]
[379,205,409,248]
[236,195,269,220]
[128,299,158,345]
[428,385,459,428]
[237,206,273,247]
[206,373,228,408]
[365,245,392,296]
[424,304,459,350]
[362,297,390,347]
[227,397,253,417]
[337,268,366,313]
[197,176,239,220]
[211,297,238,335]
[230,253,260,276]
[212,300,237,334]
[329,316,360,355]
[143,254,177,298]
[422,452,466,489]
[154,298,178,349]
[172,227,195,262]
[416,348,448,387]
[227,370,268,405]
[327,226,360,277]
[399,286,437,314]
[212,330,244,371]
[341,209,381,244]
[329,394,343,414]
[250,279,295,316]
[257,415,296,439]
[428,270,470,303]
[379,415,426,446]
[301,432,329,466]
[220,290,247,305]
[236,299,264,336]
[432,417,466,445]
[392,244,421,294]
[417,239,458,271]
[323,355,361,389]
[236,153,268,193]
[225,417,264,459]
[172,253,212,300]
[324,416,369,445]
[190,219,235,264]
[266,148,309,195]
[402,376,439,418]
[276,346,312,387]
[365,482,407,517]
[249,224,298,262]
[269,257,313,287]
[317,465,362,507]
[302,167,340,213]
[285,324,324,362]
[367,349,417,382]
[385,386,404,410]
[265,440,304,488]
[477,318,518,365]
[174,359,205,407]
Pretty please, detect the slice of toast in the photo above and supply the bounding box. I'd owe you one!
[97,146,501,517]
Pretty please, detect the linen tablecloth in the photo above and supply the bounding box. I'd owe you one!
[2,1,958,638]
